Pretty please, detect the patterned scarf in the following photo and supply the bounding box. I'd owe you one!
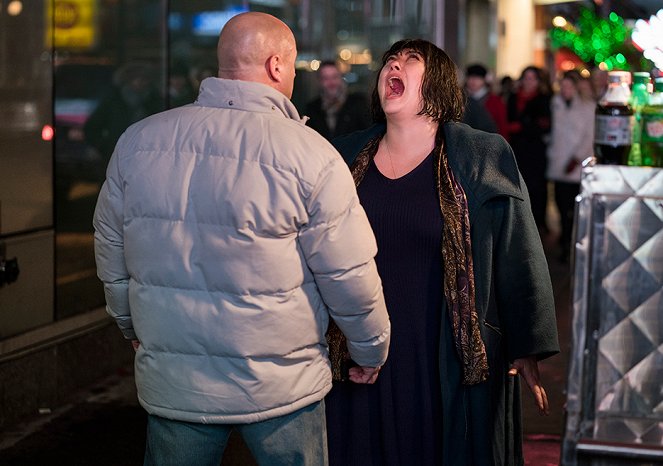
[349,130,489,385]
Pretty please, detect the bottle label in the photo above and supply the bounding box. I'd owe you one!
[595,115,633,145]
[642,117,663,142]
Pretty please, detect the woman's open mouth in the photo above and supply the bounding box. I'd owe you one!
[388,77,404,96]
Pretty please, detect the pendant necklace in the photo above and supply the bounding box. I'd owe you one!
[383,137,398,178]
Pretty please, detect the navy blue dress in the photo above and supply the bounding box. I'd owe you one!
[326,152,445,465]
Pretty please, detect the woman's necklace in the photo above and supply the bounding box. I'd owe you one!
[383,137,398,178]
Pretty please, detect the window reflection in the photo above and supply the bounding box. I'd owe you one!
[0,0,53,338]
[53,0,166,319]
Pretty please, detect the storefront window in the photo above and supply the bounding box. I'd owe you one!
[53,0,167,319]
[0,2,52,235]
[0,0,53,338]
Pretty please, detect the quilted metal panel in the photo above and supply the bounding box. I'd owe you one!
[562,163,663,465]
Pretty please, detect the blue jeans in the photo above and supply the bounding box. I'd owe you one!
[144,400,328,466]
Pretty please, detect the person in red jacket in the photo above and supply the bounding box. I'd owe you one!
[506,65,552,232]
[462,63,509,139]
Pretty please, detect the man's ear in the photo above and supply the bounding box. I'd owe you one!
[266,54,282,84]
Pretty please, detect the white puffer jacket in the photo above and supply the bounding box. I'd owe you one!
[93,78,390,424]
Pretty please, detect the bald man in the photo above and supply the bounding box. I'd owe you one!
[93,11,390,466]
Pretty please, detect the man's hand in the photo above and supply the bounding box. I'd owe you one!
[348,366,381,384]
[131,340,140,352]
[508,356,549,416]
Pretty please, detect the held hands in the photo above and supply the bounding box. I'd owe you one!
[508,356,549,416]
[349,366,381,384]
[564,157,580,174]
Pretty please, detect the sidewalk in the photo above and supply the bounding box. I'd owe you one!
[0,365,254,466]
[0,363,563,465]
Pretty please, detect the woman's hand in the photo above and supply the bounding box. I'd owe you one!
[508,356,549,415]
[349,366,381,384]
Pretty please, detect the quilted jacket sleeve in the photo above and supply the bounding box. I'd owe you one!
[93,138,135,340]
[298,157,390,368]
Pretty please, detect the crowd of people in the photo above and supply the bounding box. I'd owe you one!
[89,11,610,466]
[459,62,605,263]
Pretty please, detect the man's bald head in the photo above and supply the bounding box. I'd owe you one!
[217,12,297,98]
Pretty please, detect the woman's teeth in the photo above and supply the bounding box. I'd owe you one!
[388,77,404,95]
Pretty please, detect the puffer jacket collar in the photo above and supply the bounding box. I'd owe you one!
[195,77,307,124]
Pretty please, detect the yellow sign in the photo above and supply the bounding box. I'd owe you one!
[45,0,97,49]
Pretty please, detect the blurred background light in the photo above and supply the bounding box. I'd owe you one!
[7,1,23,16]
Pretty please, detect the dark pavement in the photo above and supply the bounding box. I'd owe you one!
[0,223,572,466]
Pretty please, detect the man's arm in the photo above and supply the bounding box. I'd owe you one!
[93,140,135,342]
[298,156,390,371]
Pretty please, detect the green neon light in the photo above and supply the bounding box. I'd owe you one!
[549,6,652,71]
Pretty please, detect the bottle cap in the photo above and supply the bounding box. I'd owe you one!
[654,78,663,93]
[633,72,651,85]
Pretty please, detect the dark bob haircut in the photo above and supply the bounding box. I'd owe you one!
[370,39,464,124]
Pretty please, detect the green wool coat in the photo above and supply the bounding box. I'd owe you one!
[332,121,560,466]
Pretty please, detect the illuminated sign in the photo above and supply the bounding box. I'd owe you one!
[45,0,97,49]
[192,7,249,36]
[632,9,663,70]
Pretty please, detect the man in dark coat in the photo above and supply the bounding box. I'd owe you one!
[462,63,509,139]
[304,60,371,140]
[84,62,162,166]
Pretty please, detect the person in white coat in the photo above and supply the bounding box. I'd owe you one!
[546,71,595,262]
[93,12,390,466]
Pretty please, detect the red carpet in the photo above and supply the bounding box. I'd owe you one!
[524,434,561,465]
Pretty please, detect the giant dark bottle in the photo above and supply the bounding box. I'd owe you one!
[594,71,633,165]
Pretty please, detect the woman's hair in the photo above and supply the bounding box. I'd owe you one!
[519,65,551,95]
[562,69,580,84]
[370,39,464,123]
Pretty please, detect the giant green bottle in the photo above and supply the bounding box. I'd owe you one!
[627,72,651,166]
[640,78,663,167]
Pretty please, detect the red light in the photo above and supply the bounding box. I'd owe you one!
[42,124,54,141]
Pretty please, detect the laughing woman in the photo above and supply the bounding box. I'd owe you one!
[325,39,559,466]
